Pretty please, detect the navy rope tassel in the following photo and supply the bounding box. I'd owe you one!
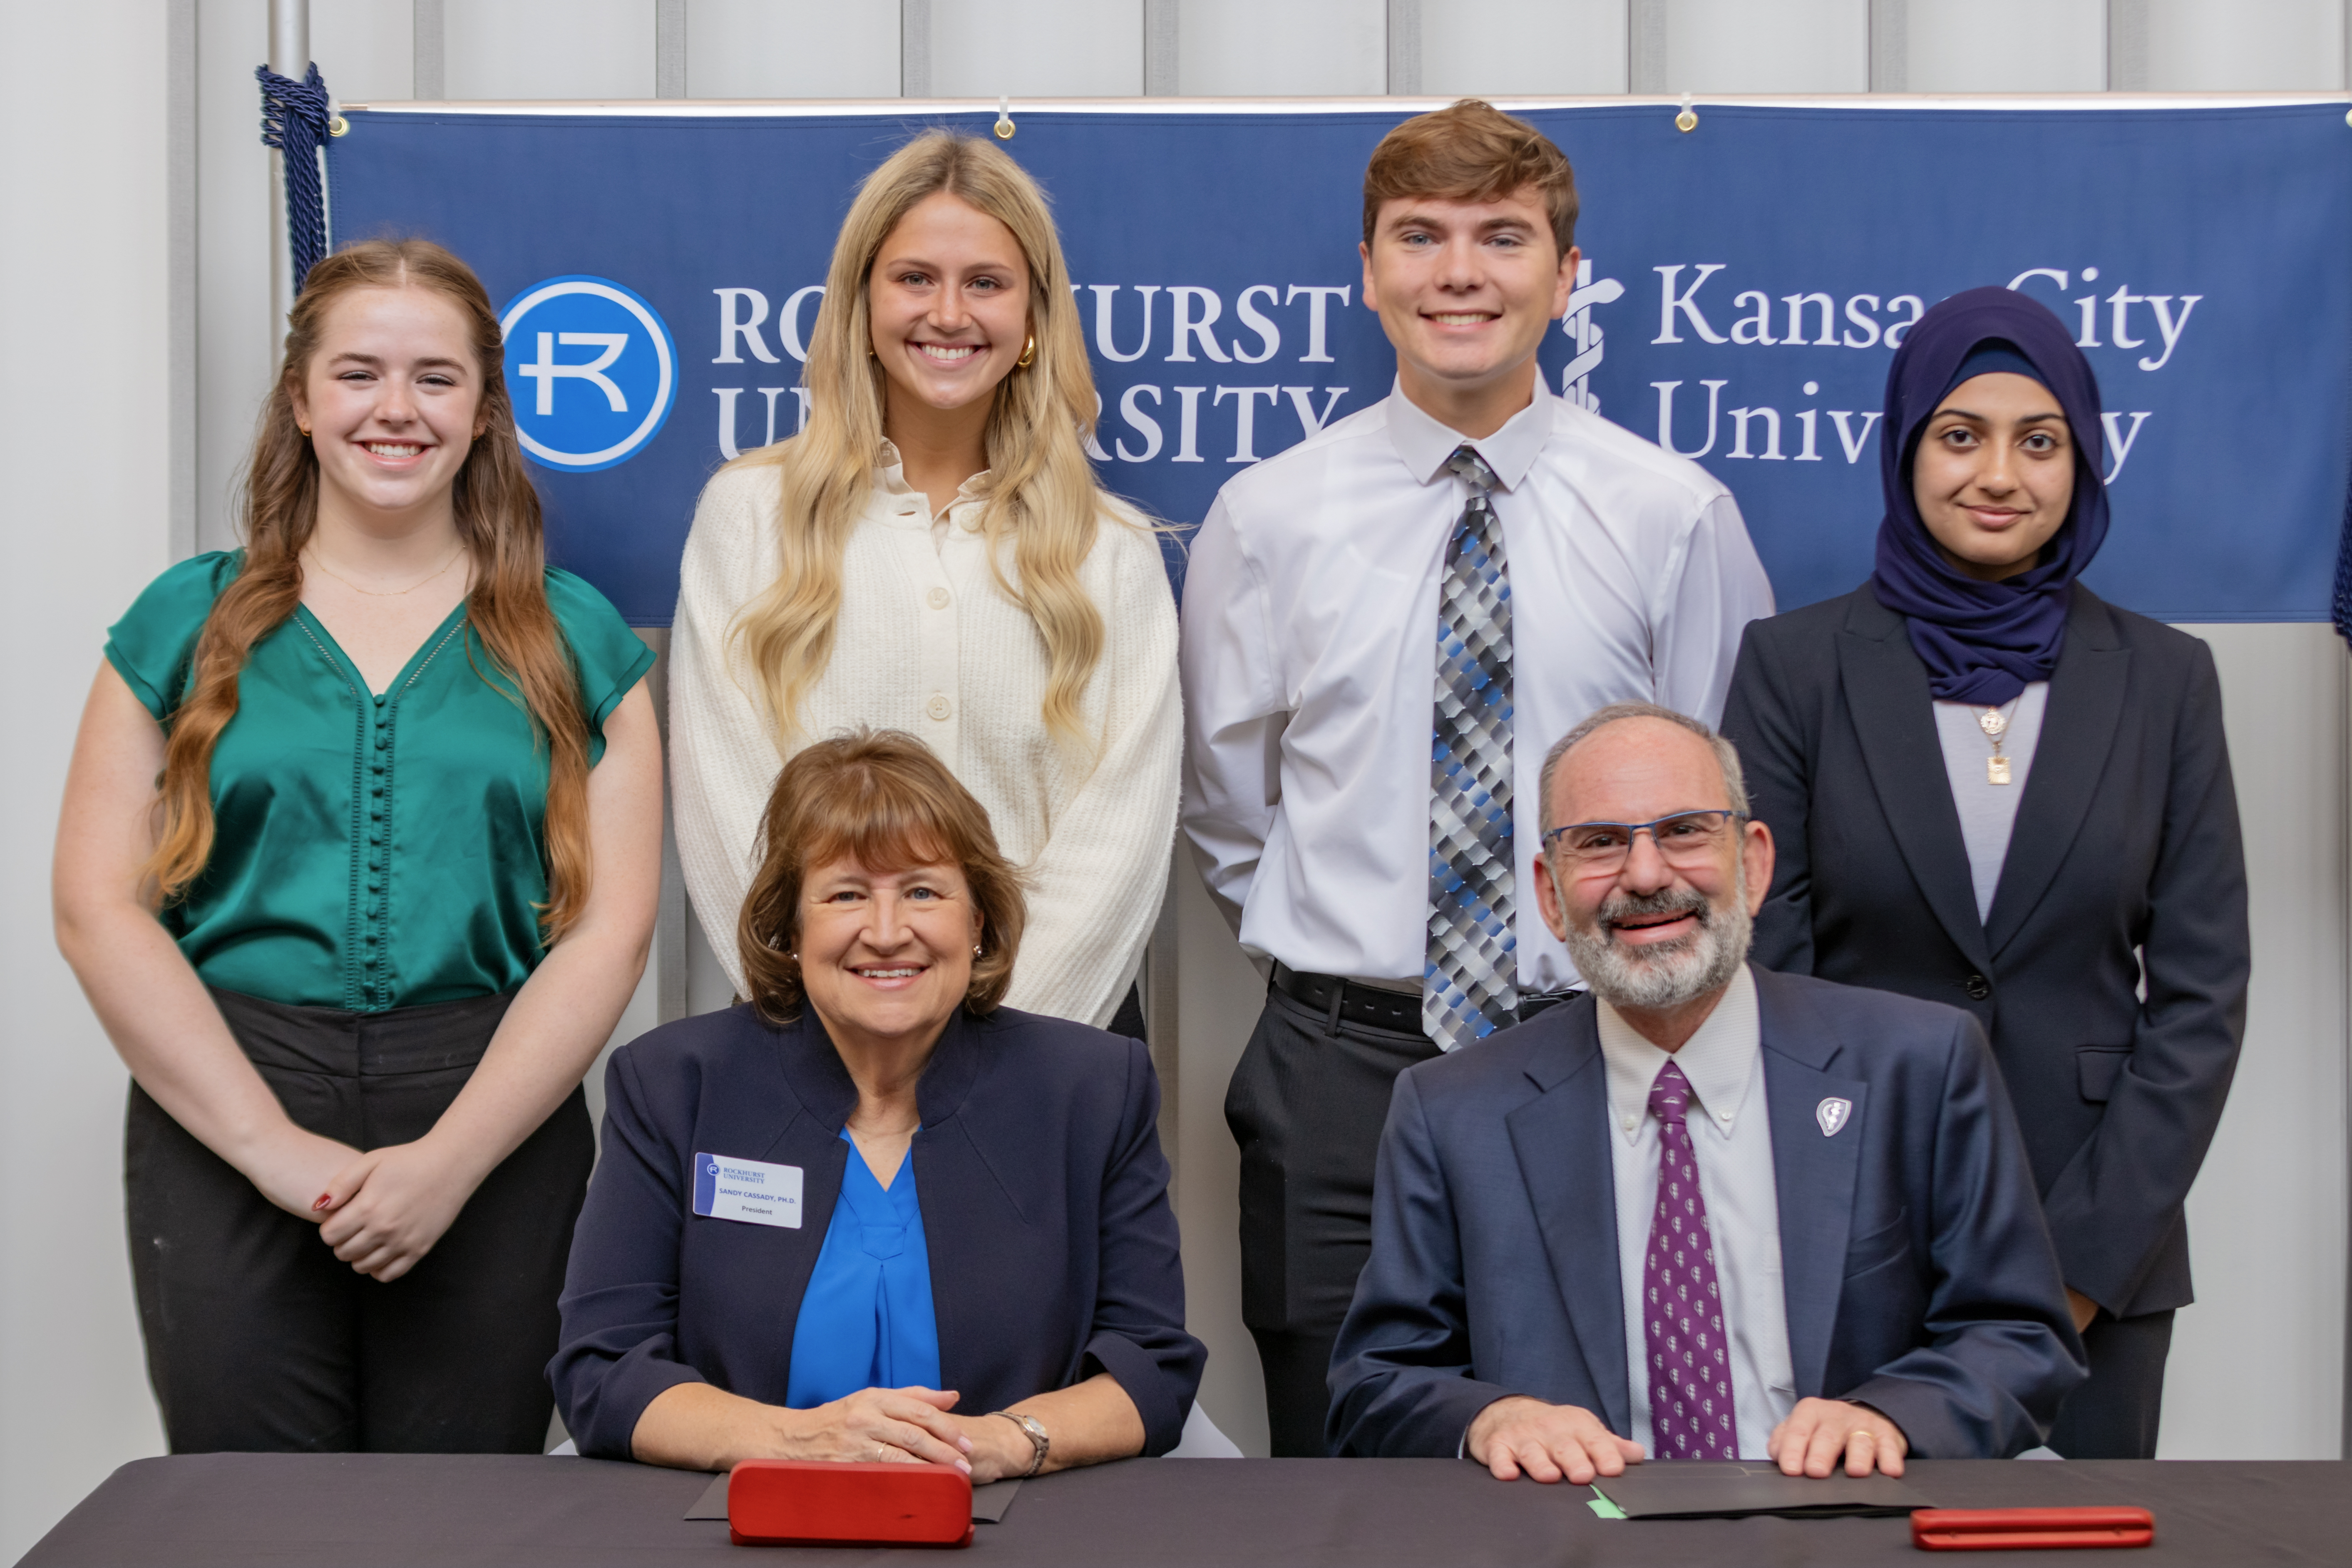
[257,63,332,296]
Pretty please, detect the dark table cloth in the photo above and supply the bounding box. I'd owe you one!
[18,1454,2349,1567]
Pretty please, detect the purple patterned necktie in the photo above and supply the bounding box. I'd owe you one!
[1643,1059,1736,1460]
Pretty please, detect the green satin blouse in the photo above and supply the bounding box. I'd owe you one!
[105,552,655,1013]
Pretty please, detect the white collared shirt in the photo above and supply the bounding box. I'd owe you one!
[1178,379,1775,1007]
[1596,967,1797,1459]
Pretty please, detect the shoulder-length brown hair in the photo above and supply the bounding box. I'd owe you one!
[147,239,597,943]
[739,730,1027,1024]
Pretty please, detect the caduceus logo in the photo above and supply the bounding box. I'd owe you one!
[1560,256,1625,411]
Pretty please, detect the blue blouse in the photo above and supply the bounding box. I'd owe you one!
[785,1130,942,1406]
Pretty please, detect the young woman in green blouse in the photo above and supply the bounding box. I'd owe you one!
[53,240,662,1452]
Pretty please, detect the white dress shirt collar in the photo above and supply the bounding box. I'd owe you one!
[1381,375,1558,492]
[1594,965,1763,1143]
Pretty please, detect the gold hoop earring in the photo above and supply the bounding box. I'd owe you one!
[297,424,311,437]
[1016,336,1036,370]
[973,943,984,957]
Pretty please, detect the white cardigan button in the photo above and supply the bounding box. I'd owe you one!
[927,695,952,721]
[928,586,951,609]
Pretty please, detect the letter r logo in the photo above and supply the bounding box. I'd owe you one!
[499,276,678,472]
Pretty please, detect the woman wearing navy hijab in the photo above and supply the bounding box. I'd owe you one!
[1721,287,2248,1459]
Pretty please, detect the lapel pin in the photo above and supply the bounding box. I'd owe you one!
[1816,1097,1853,1137]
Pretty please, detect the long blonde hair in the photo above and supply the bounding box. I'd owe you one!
[730,132,1115,746]
[150,239,597,944]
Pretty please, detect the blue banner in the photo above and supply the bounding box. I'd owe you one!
[330,102,2352,626]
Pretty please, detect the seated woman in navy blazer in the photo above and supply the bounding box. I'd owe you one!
[551,730,1203,1477]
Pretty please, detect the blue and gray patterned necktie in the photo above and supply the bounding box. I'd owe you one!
[1423,445,1517,1050]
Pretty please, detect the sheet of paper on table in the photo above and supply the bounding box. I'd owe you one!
[684,1471,1023,1523]
[1593,1464,1932,1519]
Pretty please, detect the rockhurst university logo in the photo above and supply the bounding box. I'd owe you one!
[500,276,678,472]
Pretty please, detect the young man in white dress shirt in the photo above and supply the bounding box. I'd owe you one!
[1179,99,1776,1453]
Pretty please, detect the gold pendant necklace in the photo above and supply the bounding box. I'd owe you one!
[1978,703,2014,785]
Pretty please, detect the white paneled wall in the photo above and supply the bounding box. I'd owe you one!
[2167,624,2348,1461]
[1900,0,2108,94]
[195,0,272,557]
[1660,0,1870,93]
[444,0,657,99]
[311,0,415,99]
[1175,0,1388,94]
[3,6,174,1563]
[685,0,900,99]
[2138,0,2348,90]
[931,0,1145,97]
[8,0,2350,1553]
[1415,0,1630,96]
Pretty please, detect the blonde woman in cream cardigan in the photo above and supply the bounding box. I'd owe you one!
[671,132,1178,1031]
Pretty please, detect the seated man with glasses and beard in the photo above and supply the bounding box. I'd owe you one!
[1326,703,2084,1481]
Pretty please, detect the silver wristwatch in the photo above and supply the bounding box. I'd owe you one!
[992,1410,1049,1476]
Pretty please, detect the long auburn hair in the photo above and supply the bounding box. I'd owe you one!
[729,131,1122,748]
[148,238,597,943]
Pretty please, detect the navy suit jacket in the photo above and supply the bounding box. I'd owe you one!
[1721,586,2248,1319]
[1327,967,2084,1461]
[551,1002,1205,1459]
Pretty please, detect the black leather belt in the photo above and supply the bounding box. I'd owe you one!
[1270,962,1586,1034]
[1270,961,1423,1034]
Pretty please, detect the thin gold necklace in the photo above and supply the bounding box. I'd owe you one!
[304,543,467,598]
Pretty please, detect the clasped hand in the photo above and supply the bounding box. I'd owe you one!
[311,1138,487,1282]
[751,1388,1036,1482]
[1468,1394,1906,1483]
[238,1127,477,1282]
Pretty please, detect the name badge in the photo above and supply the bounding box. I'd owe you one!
[692,1152,803,1229]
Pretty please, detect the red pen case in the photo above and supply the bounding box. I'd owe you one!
[1912,1507,2154,1551]
[728,1459,974,1548]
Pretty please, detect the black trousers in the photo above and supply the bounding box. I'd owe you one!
[1108,982,1147,1044]
[1225,985,1439,1456]
[2047,1308,2175,1459]
[125,987,595,1454]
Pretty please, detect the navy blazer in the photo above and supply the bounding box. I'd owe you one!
[1721,586,2248,1318]
[1327,967,2085,1461]
[551,1002,1205,1459]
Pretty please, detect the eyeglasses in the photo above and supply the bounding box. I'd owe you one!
[1541,810,1746,873]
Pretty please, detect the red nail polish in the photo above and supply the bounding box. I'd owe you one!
[313,1194,332,1211]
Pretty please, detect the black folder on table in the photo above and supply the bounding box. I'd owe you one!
[684,1472,1023,1523]
[1593,1463,1931,1519]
